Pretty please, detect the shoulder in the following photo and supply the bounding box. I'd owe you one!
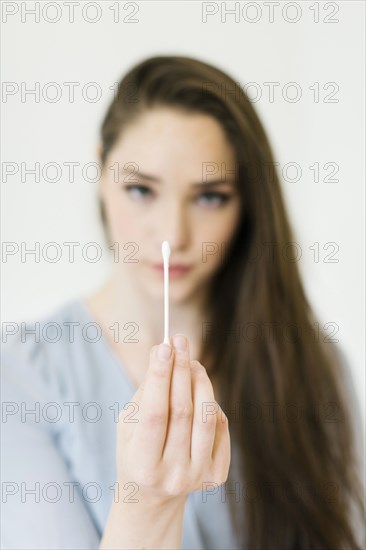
[1,297,98,403]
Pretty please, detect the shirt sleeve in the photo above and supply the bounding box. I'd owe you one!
[1,340,101,550]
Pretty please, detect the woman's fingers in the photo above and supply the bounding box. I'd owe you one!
[211,407,231,483]
[190,360,217,464]
[162,335,193,464]
[132,342,175,465]
[117,334,231,500]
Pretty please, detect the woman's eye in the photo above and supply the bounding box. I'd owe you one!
[124,184,152,199]
[123,185,231,208]
[197,192,231,207]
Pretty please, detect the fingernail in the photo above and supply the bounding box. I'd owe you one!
[173,334,187,351]
[157,343,172,360]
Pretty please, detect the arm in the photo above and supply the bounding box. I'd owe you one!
[99,493,187,550]
[1,362,101,550]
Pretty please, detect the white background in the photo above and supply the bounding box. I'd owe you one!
[1,1,365,430]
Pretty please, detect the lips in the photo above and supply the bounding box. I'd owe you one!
[151,263,192,277]
[153,263,191,270]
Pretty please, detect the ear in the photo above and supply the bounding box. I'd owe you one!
[96,143,106,198]
[96,143,103,162]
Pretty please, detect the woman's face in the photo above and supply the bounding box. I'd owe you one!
[99,106,242,303]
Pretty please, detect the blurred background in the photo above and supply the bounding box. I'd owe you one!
[1,1,365,430]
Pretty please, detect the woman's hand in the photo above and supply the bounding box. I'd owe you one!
[116,333,231,505]
[99,334,230,549]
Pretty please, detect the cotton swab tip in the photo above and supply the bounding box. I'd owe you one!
[162,241,171,262]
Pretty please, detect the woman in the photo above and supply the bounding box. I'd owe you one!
[2,55,364,549]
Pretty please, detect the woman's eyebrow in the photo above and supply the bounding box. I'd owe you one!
[120,168,236,187]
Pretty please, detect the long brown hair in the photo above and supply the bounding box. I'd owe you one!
[98,56,365,549]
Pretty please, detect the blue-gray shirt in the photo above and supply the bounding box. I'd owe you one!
[1,297,244,549]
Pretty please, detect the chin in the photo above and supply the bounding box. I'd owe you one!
[146,278,197,303]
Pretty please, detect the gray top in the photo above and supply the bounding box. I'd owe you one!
[1,297,243,550]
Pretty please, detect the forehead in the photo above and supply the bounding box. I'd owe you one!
[110,107,236,179]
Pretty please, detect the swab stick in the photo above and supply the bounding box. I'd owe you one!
[162,241,171,344]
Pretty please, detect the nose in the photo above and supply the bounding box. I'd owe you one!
[158,198,190,252]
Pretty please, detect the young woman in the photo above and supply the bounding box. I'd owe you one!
[2,55,364,549]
